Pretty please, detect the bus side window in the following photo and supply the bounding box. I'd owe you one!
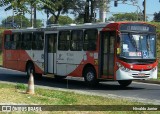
[70,30,83,51]
[32,32,44,50]
[17,33,21,49]
[4,34,11,49]
[10,34,16,50]
[83,29,97,51]
[21,33,32,50]
[12,33,21,49]
[58,31,70,50]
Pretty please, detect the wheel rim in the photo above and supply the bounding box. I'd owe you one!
[86,72,94,81]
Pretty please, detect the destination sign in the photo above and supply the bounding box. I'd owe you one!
[120,24,156,32]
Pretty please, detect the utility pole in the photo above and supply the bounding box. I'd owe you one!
[142,0,146,21]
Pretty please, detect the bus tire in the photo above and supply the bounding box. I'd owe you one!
[84,67,98,87]
[26,63,35,78]
[118,80,132,87]
[26,63,42,80]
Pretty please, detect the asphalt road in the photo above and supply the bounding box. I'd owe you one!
[0,67,160,105]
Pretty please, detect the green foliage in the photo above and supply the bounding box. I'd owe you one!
[0,0,51,13]
[0,0,28,12]
[153,11,160,22]
[0,83,13,88]
[35,19,43,28]
[1,15,30,28]
[1,15,42,28]
[48,15,73,25]
[108,12,143,21]
[58,16,73,25]
[148,22,160,32]
[74,15,84,24]
[43,0,84,24]
[43,0,71,24]
[98,0,110,12]
[15,83,26,90]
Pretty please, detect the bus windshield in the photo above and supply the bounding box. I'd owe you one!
[120,33,156,59]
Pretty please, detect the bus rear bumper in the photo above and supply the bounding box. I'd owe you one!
[116,67,157,80]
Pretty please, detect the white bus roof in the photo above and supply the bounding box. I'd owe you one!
[11,22,114,33]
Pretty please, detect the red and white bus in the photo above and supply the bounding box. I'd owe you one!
[2,22,158,87]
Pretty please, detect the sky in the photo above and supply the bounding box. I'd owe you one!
[108,0,160,21]
[0,0,160,25]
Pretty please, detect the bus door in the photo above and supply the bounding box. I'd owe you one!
[100,31,116,79]
[44,33,57,74]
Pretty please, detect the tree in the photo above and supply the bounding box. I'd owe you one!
[48,15,73,25]
[74,15,84,24]
[1,15,42,28]
[0,0,26,11]
[43,0,85,24]
[108,12,143,21]
[0,0,52,27]
[0,0,51,12]
[1,15,30,28]
[36,19,43,28]
[153,11,160,22]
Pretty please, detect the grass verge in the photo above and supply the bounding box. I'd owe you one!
[0,83,159,114]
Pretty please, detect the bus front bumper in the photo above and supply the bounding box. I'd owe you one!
[116,67,157,80]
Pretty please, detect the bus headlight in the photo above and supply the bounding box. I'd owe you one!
[117,62,130,72]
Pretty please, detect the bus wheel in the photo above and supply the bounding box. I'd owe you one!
[118,80,132,87]
[26,63,35,78]
[26,63,42,80]
[84,67,98,87]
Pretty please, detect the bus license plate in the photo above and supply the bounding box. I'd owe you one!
[138,73,145,76]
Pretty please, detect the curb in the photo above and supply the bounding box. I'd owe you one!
[134,80,160,85]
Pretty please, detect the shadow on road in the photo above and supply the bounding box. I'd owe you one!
[0,73,145,91]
